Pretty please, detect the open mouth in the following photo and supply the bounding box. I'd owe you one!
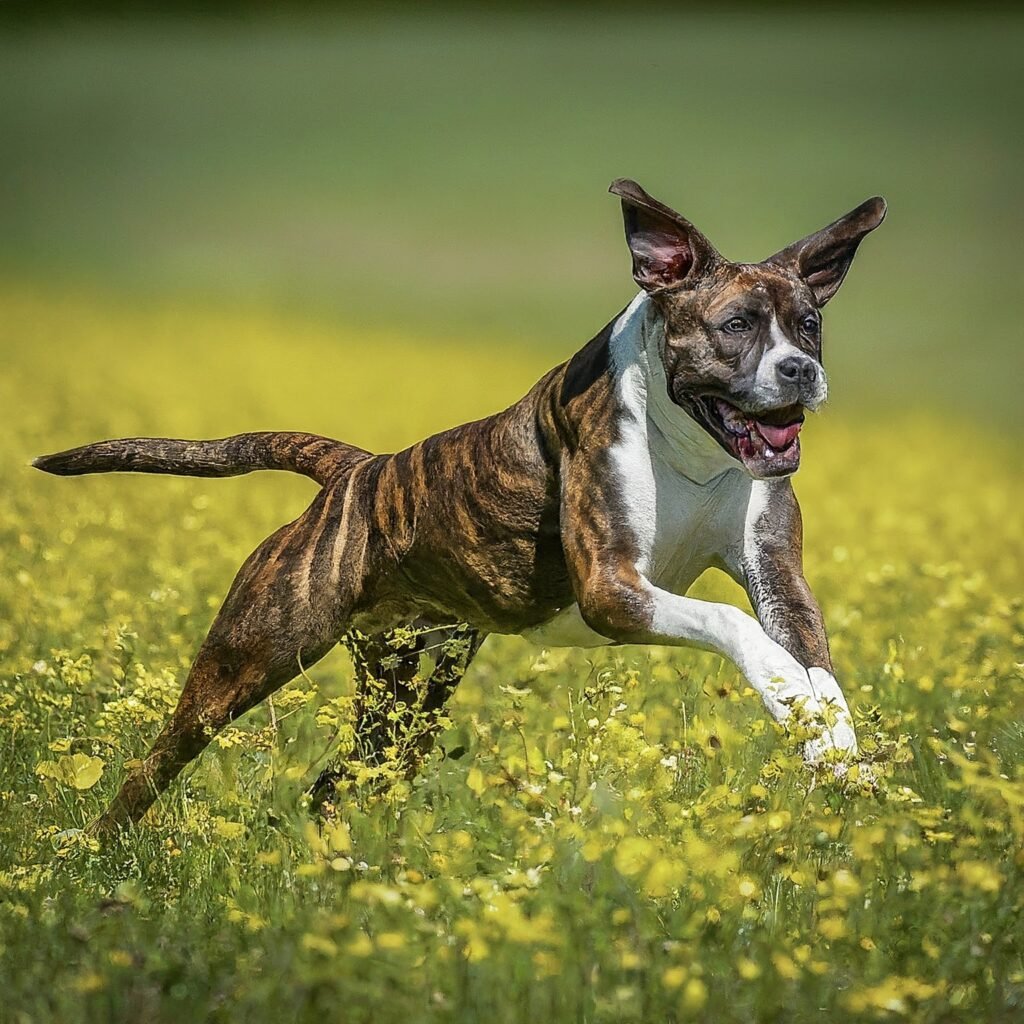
[697,396,805,477]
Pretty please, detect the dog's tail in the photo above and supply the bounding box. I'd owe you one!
[32,431,371,488]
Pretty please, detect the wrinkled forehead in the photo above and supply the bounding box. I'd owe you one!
[664,263,815,323]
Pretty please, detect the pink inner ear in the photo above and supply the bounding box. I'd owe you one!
[660,243,693,282]
[636,230,693,286]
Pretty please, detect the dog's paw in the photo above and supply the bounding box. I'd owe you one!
[805,667,858,755]
[740,638,859,767]
[797,669,859,774]
[750,648,825,718]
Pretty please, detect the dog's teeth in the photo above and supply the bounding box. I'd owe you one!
[715,400,748,435]
[765,447,775,459]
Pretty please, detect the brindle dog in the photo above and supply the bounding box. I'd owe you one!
[34,180,885,833]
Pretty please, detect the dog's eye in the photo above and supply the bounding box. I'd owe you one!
[801,315,820,334]
[721,316,751,334]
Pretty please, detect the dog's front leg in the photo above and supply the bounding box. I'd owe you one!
[581,576,856,763]
[594,581,856,762]
[562,490,854,764]
[737,480,858,762]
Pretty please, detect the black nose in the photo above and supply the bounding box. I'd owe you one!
[776,355,818,386]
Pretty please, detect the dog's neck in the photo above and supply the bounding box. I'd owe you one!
[608,292,740,486]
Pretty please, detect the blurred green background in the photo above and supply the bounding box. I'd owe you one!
[1,9,1022,426]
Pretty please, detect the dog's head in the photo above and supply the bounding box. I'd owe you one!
[610,179,885,479]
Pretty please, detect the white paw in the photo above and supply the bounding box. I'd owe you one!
[749,654,858,764]
[736,627,858,766]
[828,758,880,789]
[801,668,858,764]
[750,647,821,717]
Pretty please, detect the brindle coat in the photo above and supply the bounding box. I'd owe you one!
[34,180,885,832]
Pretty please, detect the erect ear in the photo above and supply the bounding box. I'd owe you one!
[609,178,721,293]
[767,197,887,306]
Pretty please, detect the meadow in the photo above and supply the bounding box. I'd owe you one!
[2,285,1023,1022]
[2,9,1024,1024]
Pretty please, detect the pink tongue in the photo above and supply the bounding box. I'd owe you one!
[754,419,803,449]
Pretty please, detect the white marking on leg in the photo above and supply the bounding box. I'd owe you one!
[644,582,856,759]
[804,667,858,759]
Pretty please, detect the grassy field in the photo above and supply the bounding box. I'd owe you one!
[2,286,1023,1022]
[2,10,1024,1024]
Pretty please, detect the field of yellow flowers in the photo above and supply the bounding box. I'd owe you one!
[2,284,1023,1023]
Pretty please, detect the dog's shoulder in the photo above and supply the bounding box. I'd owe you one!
[559,315,617,407]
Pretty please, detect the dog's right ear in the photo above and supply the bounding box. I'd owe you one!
[610,179,721,292]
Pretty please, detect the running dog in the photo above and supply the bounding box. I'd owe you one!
[34,179,886,831]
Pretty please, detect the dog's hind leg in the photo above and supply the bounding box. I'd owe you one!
[309,621,482,811]
[351,621,483,776]
[92,638,336,834]
[91,490,357,834]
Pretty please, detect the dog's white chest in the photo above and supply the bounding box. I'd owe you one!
[610,419,748,593]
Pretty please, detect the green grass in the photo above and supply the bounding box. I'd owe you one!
[1,287,1023,1022]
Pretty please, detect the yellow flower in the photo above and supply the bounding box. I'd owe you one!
[345,933,374,957]
[737,958,761,980]
[72,972,106,994]
[818,917,847,941]
[680,978,708,1014]
[956,860,1002,893]
[662,966,687,990]
[736,877,759,900]
[466,766,487,796]
[212,817,246,840]
[301,934,338,956]
[613,836,656,877]
[772,953,800,981]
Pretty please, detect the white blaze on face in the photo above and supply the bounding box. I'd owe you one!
[753,316,828,410]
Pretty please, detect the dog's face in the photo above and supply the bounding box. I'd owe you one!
[611,179,886,479]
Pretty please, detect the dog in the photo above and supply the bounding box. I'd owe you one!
[34,180,886,832]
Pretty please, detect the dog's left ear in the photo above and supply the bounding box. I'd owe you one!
[610,179,722,292]
[767,197,887,306]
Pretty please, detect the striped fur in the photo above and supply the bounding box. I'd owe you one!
[34,430,369,487]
